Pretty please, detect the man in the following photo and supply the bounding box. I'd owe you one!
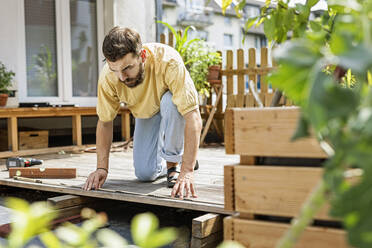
[83,27,202,199]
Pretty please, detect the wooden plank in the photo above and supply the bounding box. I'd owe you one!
[7,117,17,152]
[230,219,350,248]
[260,48,268,95]
[192,213,222,239]
[233,166,333,220]
[191,231,223,248]
[224,109,234,154]
[224,165,235,212]
[160,33,166,44]
[240,156,255,165]
[245,93,255,107]
[236,49,245,107]
[229,107,327,158]
[223,216,234,241]
[47,194,94,209]
[248,48,257,106]
[72,114,82,146]
[55,205,83,219]
[9,168,76,179]
[0,144,95,159]
[121,112,131,141]
[226,50,234,107]
[168,32,174,47]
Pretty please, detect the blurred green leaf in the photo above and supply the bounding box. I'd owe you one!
[217,240,245,248]
[142,227,177,248]
[96,229,128,248]
[131,212,158,246]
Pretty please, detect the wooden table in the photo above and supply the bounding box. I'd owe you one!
[0,107,131,158]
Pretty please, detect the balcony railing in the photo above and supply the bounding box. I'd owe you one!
[177,8,212,28]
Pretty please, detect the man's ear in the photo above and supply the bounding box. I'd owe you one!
[140,49,147,62]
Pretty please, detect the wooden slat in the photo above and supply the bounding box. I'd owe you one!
[47,195,94,209]
[7,117,18,152]
[226,50,234,107]
[239,156,255,165]
[72,114,82,146]
[224,109,234,154]
[229,219,350,248]
[192,213,222,239]
[233,166,332,220]
[168,32,174,47]
[224,165,235,212]
[247,48,257,107]
[160,33,166,44]
[227,107,327,158]
[190,231,223,248]
[236,49,245,107]
[223,216,234,241]
[9,168,76,179]
[260,48,268,94]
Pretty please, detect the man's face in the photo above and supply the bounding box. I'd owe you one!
[107,52,145,88]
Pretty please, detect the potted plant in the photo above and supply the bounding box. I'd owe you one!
[158,21,222,99]
[0,62,15,107]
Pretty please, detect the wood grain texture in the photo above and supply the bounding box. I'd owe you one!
[19,131,48,150]
[233,166,333,220]
[230,219,350,248]
[224,165,235,212]
[231,107,327,158]
[192,213,222,239]
[47,194,94,209]
[190,231,223,248]
[9,168,76,179]
[223,216,234,241]
[224,109,235,154]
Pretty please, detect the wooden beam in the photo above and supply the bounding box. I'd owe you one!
[240,156,256,165]
[224,109,234,154]
[47,195,94,209]
[121,112,131,141]
[9,168,76,179]
[192,213,223,239]
[190,231,223,248]
[7,117,18,152]
[72,114,82,146]
[223,216,234,241]
[230,219,349,248]
[224,165,235,212]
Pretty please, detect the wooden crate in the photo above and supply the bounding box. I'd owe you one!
[224,217,350,248]
[19,130,49,150]
[225,107,327,158]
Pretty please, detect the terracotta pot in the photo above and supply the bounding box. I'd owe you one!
[0,93,8,107]
[207,65,221,84]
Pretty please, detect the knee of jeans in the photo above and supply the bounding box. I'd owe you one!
[134,167,158,182]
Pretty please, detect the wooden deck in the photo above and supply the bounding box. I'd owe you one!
[0,147,237,214]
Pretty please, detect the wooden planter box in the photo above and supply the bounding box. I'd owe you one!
[19,130,49,150]
[224,217,349,248]
[223,107,350,246]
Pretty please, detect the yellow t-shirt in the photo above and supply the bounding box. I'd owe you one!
[96,43,199,121]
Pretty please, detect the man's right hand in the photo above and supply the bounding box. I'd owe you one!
[83,169,108,191]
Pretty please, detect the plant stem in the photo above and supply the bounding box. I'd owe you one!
[276,179,328,248]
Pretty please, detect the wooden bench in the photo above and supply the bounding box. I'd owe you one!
[0,107,131,158]
[223,107,350,248]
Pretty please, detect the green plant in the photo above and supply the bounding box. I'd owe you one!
[32,44,57,93]
[0,62,15,94]
[158,21,222,97]
[184,40,222,97]
[221,0,372,247]
[2,197,177,248]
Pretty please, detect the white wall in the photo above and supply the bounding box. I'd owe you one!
[0,0,23,107]
[114,0,157,43]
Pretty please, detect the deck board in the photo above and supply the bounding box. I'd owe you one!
[0,147,237,214]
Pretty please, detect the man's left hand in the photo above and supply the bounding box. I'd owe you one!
[171,170,197,199]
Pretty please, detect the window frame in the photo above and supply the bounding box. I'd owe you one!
[17,0,104,106]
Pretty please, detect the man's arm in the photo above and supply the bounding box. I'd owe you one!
[171,108,202,199]
[83,120,113,190]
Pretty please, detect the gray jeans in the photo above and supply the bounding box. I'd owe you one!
[133,91,185,181]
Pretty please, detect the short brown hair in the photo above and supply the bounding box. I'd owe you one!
[102,27,142,62]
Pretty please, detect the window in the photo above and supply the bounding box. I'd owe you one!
[224,16,232,25]
[188,29,208,41]
[224,34,233,48]
[20,0,104,105]
[244,5,260,19]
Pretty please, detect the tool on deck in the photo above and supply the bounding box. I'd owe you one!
[6,157,43,170]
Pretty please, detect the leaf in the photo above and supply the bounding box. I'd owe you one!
[131,212,159,247]
[221,0,233,15]
[263,15,276,41]
[142,227,178,248]
[336,45,372,76]
[291,113,311,141]
[39,231,62,248]
[217,241,245,248]
[306,0,320,8]
[245,17,258,31]
[96,229,128,248]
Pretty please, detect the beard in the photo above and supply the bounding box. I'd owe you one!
[120,63,145,88]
